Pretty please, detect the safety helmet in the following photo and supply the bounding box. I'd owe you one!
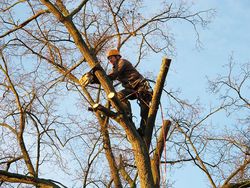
[106,49,121,58]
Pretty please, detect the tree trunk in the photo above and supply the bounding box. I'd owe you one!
[145,58,171,148]
[40,2,155,186]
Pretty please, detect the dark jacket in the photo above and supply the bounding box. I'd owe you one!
[108,59,144,89]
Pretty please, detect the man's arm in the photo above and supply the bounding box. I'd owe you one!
[80,60,126,86]
[108,60,126,80]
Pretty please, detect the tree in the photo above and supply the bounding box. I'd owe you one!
[2,1,248,188]
[207,58,250,188]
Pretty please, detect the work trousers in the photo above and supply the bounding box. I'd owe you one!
[117,82,152,134]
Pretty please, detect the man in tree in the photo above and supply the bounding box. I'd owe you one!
[80,49,153,136]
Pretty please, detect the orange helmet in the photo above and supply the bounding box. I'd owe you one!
[106,49,121,58]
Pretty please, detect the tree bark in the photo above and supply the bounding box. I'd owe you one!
[0,170,61,188]
[1,55,35,176]
[222,180,250,188]
[99,115,122,188]
[145,58,171,148]
[151,120,171,187]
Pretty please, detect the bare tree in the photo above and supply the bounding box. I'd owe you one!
[208,57,250,188]
[6,1,250,188]
[164,56,249,188]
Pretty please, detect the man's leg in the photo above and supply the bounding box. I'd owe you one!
[117,89,135,120]
[138,91,152,136]
[138,100,149,136]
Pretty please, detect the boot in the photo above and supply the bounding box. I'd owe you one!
[121,100,133,121]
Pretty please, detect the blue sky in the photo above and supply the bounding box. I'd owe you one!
[171,0,250,100]
[3,1,249,187]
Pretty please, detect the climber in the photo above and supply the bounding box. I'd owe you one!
[80,49,153,136]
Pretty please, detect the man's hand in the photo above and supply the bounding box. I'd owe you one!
[79,72,93,87]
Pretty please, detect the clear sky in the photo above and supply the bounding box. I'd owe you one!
[3,1,249,187]
[162,1,250,187]
[170,0,250,101]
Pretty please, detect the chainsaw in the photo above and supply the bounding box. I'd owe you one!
[79,66,101,87]
[79,71,94,87]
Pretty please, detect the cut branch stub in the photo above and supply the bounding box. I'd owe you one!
[108,92,116,99]
[92,103,117,118]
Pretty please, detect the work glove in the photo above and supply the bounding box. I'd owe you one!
[79,72,94,87]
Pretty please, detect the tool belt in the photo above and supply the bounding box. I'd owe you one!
[136,79,153,102]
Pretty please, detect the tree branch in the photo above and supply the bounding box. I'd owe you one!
[145,58,171,148]
[1,52,35,176]
[69,0,89,17]
[0,9,50,38]
[92,103,117,118]
[222,180,250,188]
[221,158,250,187]
[0,170,62,188]
[1,0,27,12]
[177,124,216,188]
[99,115,122,188]
[0,122,17,135]
[151,120,171,187]
[119,155,135,188]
